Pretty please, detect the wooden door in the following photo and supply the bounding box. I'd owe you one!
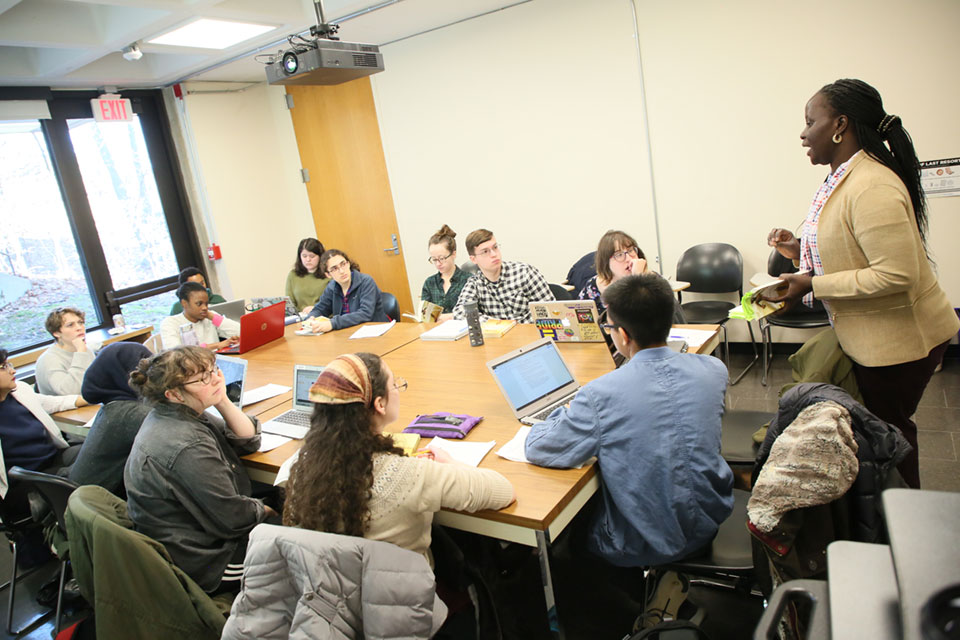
[286,80,413,316]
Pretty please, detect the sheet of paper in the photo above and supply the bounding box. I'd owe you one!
[496,426,531,463]
[427,438,495,467]
[350,320,396,339]
[257,432,292,452]
[242,383,291,407]
[261,420,309,440]
[667,327,717,348]
[273,450,300,486]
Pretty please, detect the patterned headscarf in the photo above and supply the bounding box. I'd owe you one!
[309,354,372,406]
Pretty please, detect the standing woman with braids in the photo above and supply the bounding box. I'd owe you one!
[764,79,959,488]
[283,353,514,563]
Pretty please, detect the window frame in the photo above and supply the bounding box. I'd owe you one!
[2,88,204,355]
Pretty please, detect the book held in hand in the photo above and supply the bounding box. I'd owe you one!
[402,299,444,323]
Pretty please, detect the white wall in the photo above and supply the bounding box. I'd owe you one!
[366,0,960,341]
[179,82,315,301]
[371,0,659,303]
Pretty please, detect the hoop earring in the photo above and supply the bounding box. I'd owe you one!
[832,133,843,144]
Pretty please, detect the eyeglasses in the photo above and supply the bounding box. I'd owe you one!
[611,247,639,263]
[427,254,452,265]
[393,377,408,393]
[474,244,501,258]
[600,323,617,335]
[326,261,350,274]
[1,362,14,373]
[183,366,220,387]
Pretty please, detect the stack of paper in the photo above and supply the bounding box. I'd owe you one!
[667,328,717,349]
[420,319,469,341]
[350,320,396,339]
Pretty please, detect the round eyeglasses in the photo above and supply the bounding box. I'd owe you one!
[393,377,408,392]
[611,247,639,263]
[183,366,220,386]
[427,254,452,265]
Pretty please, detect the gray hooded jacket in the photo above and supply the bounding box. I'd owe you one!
[221,524,447,640]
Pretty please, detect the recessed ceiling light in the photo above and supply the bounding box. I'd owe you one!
[147,18,275,50]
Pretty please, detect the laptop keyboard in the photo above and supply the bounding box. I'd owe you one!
[523,394,576,424]
[272,410,310,426]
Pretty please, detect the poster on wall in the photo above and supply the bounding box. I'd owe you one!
[920,157,960,198]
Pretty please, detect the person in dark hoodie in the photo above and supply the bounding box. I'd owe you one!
[69,342,153,497]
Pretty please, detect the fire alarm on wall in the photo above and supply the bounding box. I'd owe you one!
[207,243,222,260]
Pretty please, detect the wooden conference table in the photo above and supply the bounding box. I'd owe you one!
[243,320,720,638]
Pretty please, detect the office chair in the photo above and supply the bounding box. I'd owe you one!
[676,243,758,385]
[565,251,597,294]
[0,486,53,635]
[638,490,756,629]
[760,249,830,386]
[548,283,573,301]
[6,468,80,636]
[721,411,772,468]
[460,261,479,276]
[381,292,400,322]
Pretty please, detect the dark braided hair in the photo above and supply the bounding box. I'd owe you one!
[818,79,927,247]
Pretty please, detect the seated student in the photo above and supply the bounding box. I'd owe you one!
[283,353,515,564]
[168,267,226,316]
[525,274,733,568]
[303,250,389,332]
[124,346,275,594]
[578,230,649,315]
[35,307,94,396]
[0,348,86,511]
[69,342,153,497]
[160,282,240,350]
[286,238,331,315]
[452,229,555,323]
[421,224,471,320]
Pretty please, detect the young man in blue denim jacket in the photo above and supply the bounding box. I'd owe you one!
[525,273,733,567]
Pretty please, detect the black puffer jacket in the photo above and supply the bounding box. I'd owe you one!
[753,383,910,543]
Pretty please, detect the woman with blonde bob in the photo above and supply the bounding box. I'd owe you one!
[283,352,515,563]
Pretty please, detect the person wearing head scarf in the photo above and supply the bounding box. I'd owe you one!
[68,342,153,496]
[282,353,515,565]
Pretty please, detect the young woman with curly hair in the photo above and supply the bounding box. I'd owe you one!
[282,352,515,563]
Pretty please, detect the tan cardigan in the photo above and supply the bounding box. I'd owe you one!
[811,152,959,367]
[366,453,514,564]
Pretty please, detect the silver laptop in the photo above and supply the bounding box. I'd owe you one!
[204,354,247,418]
[261,364,324,439]
[248,296,303,325]
[209,299,245,322]
[486,337,581,425]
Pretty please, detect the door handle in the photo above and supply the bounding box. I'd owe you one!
[382,234,400,255]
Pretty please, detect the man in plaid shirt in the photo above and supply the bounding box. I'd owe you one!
[452,229,555,323]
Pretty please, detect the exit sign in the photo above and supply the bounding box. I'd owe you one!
[90,95,133,122]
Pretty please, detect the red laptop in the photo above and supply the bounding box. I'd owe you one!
[217,301,285,354]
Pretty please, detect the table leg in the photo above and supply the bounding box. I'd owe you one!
[535,529,565,639]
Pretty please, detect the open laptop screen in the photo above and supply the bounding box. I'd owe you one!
[292,365,322,410]
[215,355,247,407]
[489,341,575,412]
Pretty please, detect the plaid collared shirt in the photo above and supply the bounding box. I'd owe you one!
[800,150,858,306]
[452,260,555,323]
[421,266,472,313]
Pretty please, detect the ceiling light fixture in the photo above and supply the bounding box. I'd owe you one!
[147,18,275,50]
[121,44,143,61]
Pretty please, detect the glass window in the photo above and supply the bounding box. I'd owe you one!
[120,289,179,328]
[0,121,98,353]
[67,117,179,290]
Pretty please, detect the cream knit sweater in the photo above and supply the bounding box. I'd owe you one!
[365,453,514,562]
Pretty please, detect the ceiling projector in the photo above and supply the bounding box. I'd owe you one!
[265,39,384,86]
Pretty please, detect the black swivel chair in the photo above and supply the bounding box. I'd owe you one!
[4,468,80,636]
[381,292,400,322]
[676,243,758,385]
[548,284,573,301]
[760,249,830,386]
[0,484,52,635]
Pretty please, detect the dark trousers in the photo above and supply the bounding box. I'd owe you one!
[852,340,949,489]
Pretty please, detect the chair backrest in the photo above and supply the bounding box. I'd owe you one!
[460,260,479,275]
[565,251,597,293]
[143,334,162,354]
[767,248,799,278]
[675,243,744,295]
[548,283,573,301]
[381,291,400,321]
[7,467,78,535]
